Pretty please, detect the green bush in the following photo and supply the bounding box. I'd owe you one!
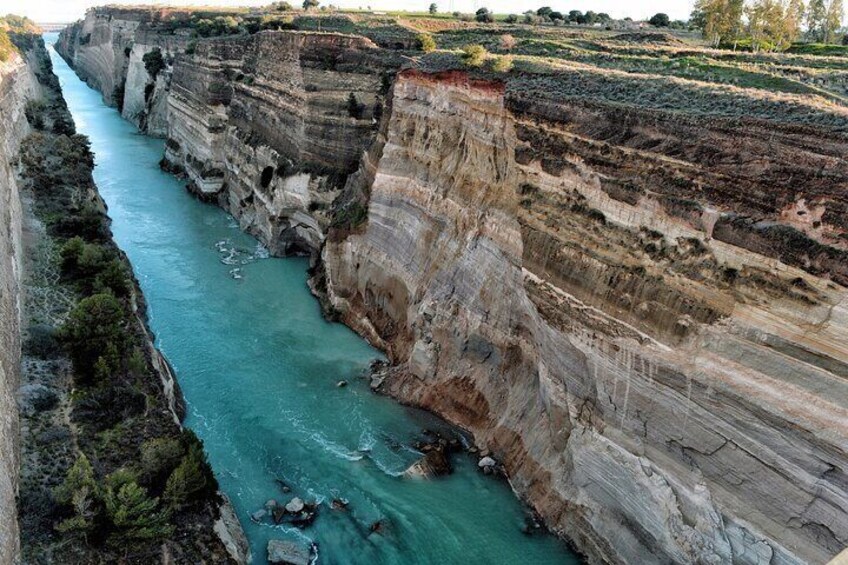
[60,238,130,297]
[60,293,127,382]
[139,437,184,484]
[462,44,487,67]
[142,48,165,79]
[346,92,363,119]
[53,454,101,536]
[417,33,436,53]
[492,55,514,72]
[164,431,217,511]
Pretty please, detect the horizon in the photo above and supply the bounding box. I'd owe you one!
[1,1,697,24]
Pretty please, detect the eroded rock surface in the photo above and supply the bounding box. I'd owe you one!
[323,70,848,564]
[57,10,848,564]
[0,43,41,565]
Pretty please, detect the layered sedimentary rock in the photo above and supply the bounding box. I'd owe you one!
[59,15,398,254]
[56,7,190,134]
[58,10,848,564]
[162,30,396,253]
[0,47,41,565]
[323,70,848,564]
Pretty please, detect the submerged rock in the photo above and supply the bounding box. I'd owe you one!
[251,509,267,522]
[267,540,311,565]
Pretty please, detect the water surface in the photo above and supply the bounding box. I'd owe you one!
[47,35,578,564]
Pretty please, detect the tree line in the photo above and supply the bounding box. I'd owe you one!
[692,0,844,51]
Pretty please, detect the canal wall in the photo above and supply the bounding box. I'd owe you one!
[56,9,848,565]
[0,40,42,565]
[0,34,247,563]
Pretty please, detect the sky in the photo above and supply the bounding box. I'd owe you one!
[0,0,697,24]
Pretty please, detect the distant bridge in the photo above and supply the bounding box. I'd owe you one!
[37,23,71,32]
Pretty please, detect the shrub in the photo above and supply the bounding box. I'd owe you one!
[461,44,487,67]
[93,259,130,297]
[0,30,14,62]
[164,431,217,511]
[649,13,670,27]
[417,33,436,53]
[475,7,494,23]
[24,324,61,358]
[492,55,514,73]
[346,92,363,119]
[113,84,125,113]
[142,48,166,80]
[60,239,130,297]
[139,438,184,484]
[505,14,518,23]
[60,293,127,382]
[499,34,517,51]
[51,203,108,241]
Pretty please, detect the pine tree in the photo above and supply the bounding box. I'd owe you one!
[53,454,101,536]
[105,482,173,541]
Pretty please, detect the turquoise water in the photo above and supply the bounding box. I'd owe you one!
[47,35,578,564]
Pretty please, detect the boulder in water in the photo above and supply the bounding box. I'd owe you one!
[337,380,348,387]
[478,456,497,469]
[265,499,278,511]
[404,449,451,478]
[285,497,305,513]
[267,540,311,565]
[251,509,267,522]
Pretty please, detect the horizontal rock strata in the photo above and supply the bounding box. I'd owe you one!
[57,11,848,564]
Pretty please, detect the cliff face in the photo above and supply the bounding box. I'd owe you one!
[56,7,188,135]
[58,15,398,254]
[163,31,393,254]
[57,11,848,565]
[0,47,41,565]
[324,70,848,564]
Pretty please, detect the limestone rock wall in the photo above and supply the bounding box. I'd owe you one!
[55,10,848,563]
[323,70,848,564]
[0,48,42,565]
[56,9,188,136]
[164,31,393,254]
[58,12,399,254]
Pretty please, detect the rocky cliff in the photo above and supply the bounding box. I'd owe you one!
[55,7,190,135]
[57,10,848,564]
[0,40,42,565]
[324,69,848,564]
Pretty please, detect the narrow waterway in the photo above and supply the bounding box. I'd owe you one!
[47,35,578,564]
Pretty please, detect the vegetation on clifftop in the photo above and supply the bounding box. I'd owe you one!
[0,14,40,61]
